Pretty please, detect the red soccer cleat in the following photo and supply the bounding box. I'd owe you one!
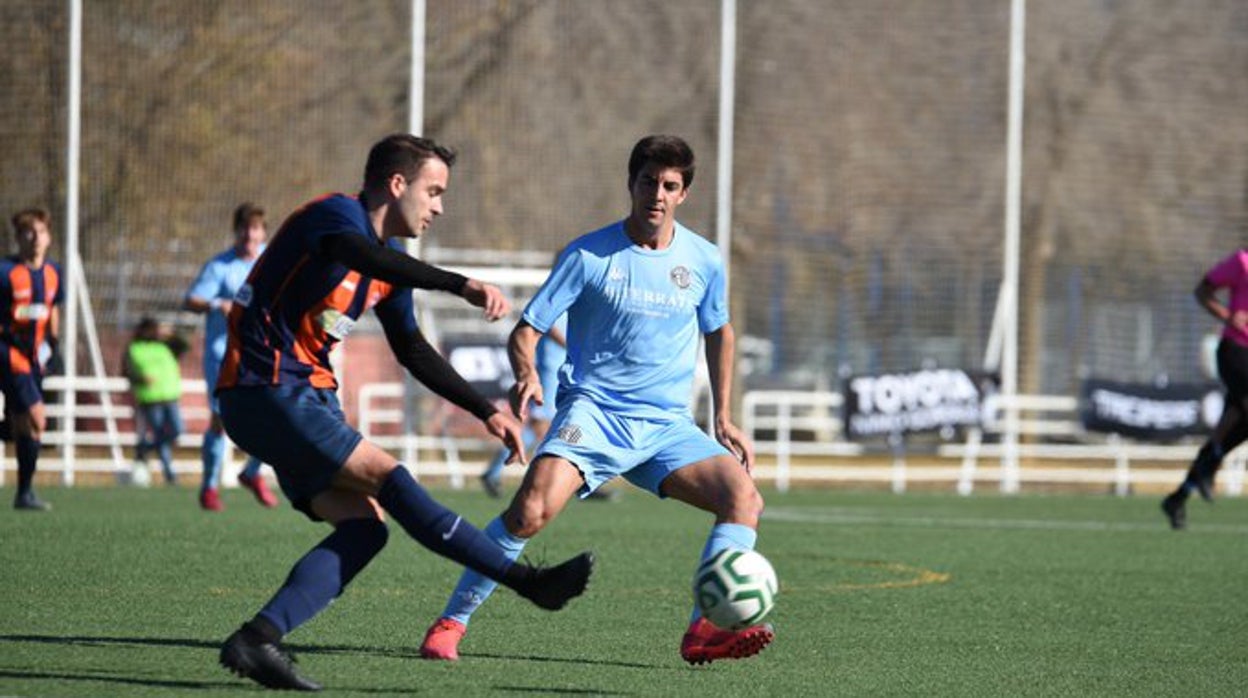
[200,488,224,512]
[238,472,279,508]
[420,618,467,661]
[680,617,774,665]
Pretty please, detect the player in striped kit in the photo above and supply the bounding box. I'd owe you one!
[1,207,62,511]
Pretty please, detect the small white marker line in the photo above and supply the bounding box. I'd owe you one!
[763,507,1248,534]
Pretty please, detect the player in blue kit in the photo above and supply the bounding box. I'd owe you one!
[479,313,565,498]
[215,134,593,691]
[420,135,770,665]
[184,202,277,511]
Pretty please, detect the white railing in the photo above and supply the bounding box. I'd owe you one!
[0,376,229,486]
[738,389,1244,497]
[356,382,477,488]
[12,379,1243,498]
[742,390,861,492]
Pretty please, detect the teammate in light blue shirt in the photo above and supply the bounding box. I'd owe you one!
[183,202,277,511]
[421,135,772,665]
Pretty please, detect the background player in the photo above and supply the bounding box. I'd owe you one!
[1162,248,1248,529]
[215,134,592,691]
[1,208,62,511]
[184,202,277,511]
[420,134,769,665]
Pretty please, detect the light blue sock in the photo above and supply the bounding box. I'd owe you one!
[690,523,757,623]
[241,455,263,480]
[441,516,527,626]
[201,429,226,493]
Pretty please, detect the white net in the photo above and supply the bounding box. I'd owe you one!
[1,0,1246,400]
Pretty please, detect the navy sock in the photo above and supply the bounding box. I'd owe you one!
[16,436,39,496]
[256,518,389,636]
[376,466,518,586]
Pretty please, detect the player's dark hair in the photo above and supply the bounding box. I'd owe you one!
[232,202,265,232]
[627,135,695,189]
[363,134,457,191]
[10,207,51,235]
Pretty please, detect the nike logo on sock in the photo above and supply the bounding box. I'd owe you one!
[441,516,462,541]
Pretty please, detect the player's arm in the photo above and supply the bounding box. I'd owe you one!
[318,232,510,321]
[704,323,755,471]
[377,298,528,464]
[1195,277,1248,332]
[507,320,546,421]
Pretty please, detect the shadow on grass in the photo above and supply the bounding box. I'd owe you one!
[0,668,239,691]
[0,633,660,693]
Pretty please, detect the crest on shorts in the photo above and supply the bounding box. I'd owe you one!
[557,425,583,444]
[670,265,691,289]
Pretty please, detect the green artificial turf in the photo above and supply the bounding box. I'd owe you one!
[2,485,1246,696]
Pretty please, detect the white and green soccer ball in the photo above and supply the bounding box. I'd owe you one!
[693,548,778,630]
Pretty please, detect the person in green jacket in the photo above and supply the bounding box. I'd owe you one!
[123,317,185,485]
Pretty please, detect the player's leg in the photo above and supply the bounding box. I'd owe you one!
[11,400,49,510]
[421,455,584,660]
[631,421,770,664]
[480,423,536,498]
[200,413,227,511]
[151,402,178,484]
[217,386,591,690]
[238,451,279,508]
[224,385,591,609]
[221,491,387,691]
[9,372,49,510]
[1163,391,1245,528]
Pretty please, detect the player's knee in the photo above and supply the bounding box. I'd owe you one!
[723,484,764,526]
[504,499,553,538]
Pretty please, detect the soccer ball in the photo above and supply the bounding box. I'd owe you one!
[693,548,778,630]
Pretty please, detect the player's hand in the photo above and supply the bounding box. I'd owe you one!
[1230,309,1248,333]
[715,417,755,472]
[485,411,528,466]
[508,379,544,422]
[461,279,511,322]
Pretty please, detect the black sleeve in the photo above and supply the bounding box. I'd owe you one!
[383,323,498,422]
[318,232,468,293]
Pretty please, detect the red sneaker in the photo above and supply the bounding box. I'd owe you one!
[680,617,774,665]
[238,472,279,508]
[199,488,224,512]
[419,618,466,661]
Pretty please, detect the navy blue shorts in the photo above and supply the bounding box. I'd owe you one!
[219,384,363,517]
[1,370,43,416]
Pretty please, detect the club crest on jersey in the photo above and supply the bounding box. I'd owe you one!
[670,265,691,289]
[557,425,583,444]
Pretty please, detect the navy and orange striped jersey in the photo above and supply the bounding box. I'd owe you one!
[218,194,418,391]
[0,255,63,377]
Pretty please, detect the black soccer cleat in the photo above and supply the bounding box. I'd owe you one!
[1161,492,1187,531]
[514,551,595,611]
[220,626,322,692]
[480,473,503,499]
[13,492,51,511]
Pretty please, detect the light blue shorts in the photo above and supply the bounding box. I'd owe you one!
[533,397,730,498]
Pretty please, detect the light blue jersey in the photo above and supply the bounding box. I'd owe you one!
[523,220,728,421]
[185,246,263,390]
